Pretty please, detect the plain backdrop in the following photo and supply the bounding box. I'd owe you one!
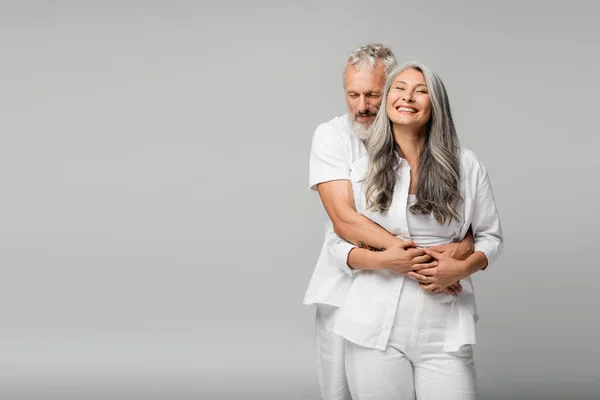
[0,1,599,399]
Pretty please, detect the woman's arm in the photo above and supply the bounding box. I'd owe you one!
[407,159,503,288]
[327,231,432,277]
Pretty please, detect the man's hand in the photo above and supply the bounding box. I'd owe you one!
[429,231,474,261]
[420,281,462,295]
[378,241,435,275]
[407,247,469,289]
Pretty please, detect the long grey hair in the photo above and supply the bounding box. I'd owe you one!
[364,62,461,225]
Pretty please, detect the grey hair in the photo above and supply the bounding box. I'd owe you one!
[345,43,397,75]
[364,62,462,225]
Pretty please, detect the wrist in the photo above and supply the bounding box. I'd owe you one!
[372,251,387,271]
[460,253,486,278]
[458,259,473,280]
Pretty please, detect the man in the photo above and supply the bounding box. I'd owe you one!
[305,44,472,400]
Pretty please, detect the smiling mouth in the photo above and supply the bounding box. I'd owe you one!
[396,106,417,113]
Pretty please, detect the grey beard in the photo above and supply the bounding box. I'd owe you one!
[350,120,370,140]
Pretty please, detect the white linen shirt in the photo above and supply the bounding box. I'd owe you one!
[332,149,503,352]
[304,114,366,307]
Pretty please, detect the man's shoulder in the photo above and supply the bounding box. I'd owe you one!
[314,114,363,145]
[315,114,351,137]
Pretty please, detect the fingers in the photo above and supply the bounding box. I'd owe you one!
[411,254,432,264]
[445,283,461,296]
[412,266,436,276]
[429,244,448,253]
[420,282,442,293]
[451,282,463,293]
[399,240,418,249]
[405,248,427,258]
[443,287,456,295]
[407,272,428,282]
[421,282,459,296]
[407,265,437,282]
[419,282,435,291]
[410,261,438,271]
[423,247,444,260]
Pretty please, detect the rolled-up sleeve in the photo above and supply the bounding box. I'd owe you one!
[472,163,503,268]
[326,230,359,277]
[309,123,350,190]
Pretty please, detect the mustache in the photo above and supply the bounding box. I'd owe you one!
[355,111,377,118]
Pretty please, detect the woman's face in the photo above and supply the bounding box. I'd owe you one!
[386,68,431,131]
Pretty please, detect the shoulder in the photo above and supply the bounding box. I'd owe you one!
[459,147,486,173]
[313,114,352,143]
[459,148,491,192]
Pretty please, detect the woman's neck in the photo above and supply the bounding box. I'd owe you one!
[392,125,425,167]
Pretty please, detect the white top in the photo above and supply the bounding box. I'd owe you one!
[332,150,503,352]
[303,114,367,307]
[405,194,456,247]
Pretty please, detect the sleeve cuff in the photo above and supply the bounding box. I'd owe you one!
[329,239,359,277]
[309,175,351,191]
[474,240,503,269]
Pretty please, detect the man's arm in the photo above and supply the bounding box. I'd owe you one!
[429,229,475,261]
[308,121,427,274]
[317,179,403,250]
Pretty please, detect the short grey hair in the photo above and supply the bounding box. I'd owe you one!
[345,43,397,75]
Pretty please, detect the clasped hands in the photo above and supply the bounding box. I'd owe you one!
[377,237,473,296]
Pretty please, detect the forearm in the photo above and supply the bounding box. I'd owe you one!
[461,251,489,277]
[346,247,384,271]
[334,213,401,250]
[454,229,474,261]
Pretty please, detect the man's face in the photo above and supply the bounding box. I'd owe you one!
[344,62,387,130]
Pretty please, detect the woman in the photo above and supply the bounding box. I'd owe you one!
[329,62,503,399]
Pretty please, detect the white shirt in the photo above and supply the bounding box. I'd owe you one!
[332,149,503,352]
[304,114,366,307]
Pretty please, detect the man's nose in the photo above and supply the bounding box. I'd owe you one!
[358,95,368,111]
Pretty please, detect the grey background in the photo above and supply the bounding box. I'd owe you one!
[0,0,598,399]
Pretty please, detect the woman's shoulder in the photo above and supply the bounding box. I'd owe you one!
[459,147,487,177]
[459,147,483,166]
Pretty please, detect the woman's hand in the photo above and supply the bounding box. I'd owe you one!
[407,247,470,289]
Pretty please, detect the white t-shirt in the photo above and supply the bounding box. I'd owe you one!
[304,114,366,307]
[405,194,457,247]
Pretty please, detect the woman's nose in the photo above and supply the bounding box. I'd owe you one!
[402,91,415,102]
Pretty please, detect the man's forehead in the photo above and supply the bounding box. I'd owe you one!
[344,64,386,90]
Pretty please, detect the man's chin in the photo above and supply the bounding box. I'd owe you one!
[350,120,371,140]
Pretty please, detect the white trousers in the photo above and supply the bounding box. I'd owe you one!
[344,278,477,400]
[316,304,352,400]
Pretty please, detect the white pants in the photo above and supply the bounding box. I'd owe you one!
[344,278,477,400]
[316,304,352,400]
